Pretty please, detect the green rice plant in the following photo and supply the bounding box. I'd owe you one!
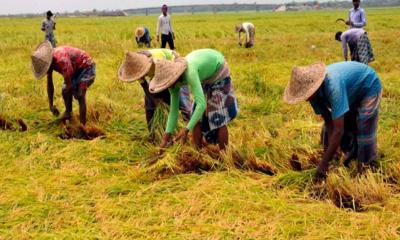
[149,102,169,142]
[275,168,317,190]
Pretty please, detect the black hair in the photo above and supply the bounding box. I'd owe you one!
[335,31,342,41]
[46,11,53,17]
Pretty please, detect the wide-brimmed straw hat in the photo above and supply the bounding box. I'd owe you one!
[135,27,145,38]
[31,41,54,80]
[149,57,187,93]
[118,52,153,82]
[283,63,327,104]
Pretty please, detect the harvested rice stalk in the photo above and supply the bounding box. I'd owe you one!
[59,122,105,140]
[149,102,169,141]
[275,169,317,190]
[0,116,28,132]
[326,169,390,211]
[289,154,302,171]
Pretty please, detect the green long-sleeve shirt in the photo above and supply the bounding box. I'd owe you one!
[165,49,225,133]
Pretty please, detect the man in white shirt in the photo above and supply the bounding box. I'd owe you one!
[41,11,56,47]
[346,0,367,29]
[235,22,255,48]
[156,4,175,50]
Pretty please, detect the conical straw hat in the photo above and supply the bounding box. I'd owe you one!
[118,52,153,82]
[149,57,187,93]
[283,63,326,104]
[135,27,145,38]
[31,41,54,80]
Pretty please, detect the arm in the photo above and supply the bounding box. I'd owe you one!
[160,87,180,148]
[346,10,351,25]
[186,74,206,131]
[41,21,45,31]
[156,16,161,40]
[245,27,250,44]
[47,69,59,116]
[342,40,348,61]
[318,116,344,174]
[238,31,242,45]
[58,55,74,92]
[165,87,180,134]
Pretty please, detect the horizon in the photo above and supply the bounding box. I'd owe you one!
[0,0,338,15]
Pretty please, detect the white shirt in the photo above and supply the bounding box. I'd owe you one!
[41,18,55,35]
[156,14,174,35]
[242,22,254,43]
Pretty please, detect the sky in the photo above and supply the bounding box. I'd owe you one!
[0,0,333,15]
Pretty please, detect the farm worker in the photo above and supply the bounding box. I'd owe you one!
[335,29,374,64]
[284,61,382,176]
[346,0,366,29]
[31,41,96,125]
[235,22,255,48]
[135,26,152,48]
[118,49,192,133]
[149,49,239,150]
[156,4,175,50]
[41,10,56,47]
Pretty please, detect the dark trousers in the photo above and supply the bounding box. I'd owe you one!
[161,33,175,50]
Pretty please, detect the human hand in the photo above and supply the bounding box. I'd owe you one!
[172,33,176,40]
[316,159,329,178]
[160,133,173,149]
[61,111,72,122]
[50,106,60,116]
[62,84,72,93]
[174,128,189,144]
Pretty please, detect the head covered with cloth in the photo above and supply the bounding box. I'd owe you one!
[149,49,239,150]
[284,61,382,177]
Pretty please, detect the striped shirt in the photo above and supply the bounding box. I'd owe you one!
[349,8,366,28]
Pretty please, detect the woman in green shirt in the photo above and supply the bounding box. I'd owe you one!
[149,49,239,150]
[118,49,192,137]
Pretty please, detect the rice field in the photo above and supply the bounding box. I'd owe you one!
[1,8,400,239]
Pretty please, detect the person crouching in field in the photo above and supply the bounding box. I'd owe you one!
[135,27,152,48]
[118,49,192,136]
[235,22,255,48]
[31,41,96,125]
[284,61,382,176]
[41,11,56,47]
[149,49,239,150]
[335,29,374,64]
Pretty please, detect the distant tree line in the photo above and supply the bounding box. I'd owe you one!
[1,0,400,18]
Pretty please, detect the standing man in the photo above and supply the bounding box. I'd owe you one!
[346,0,366,29]
[41,10,56,47]
[31,41,96,125]
[335,29,374,64]
[284,62,382,176]
[235,22,255,48]
[156,4,175,50]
